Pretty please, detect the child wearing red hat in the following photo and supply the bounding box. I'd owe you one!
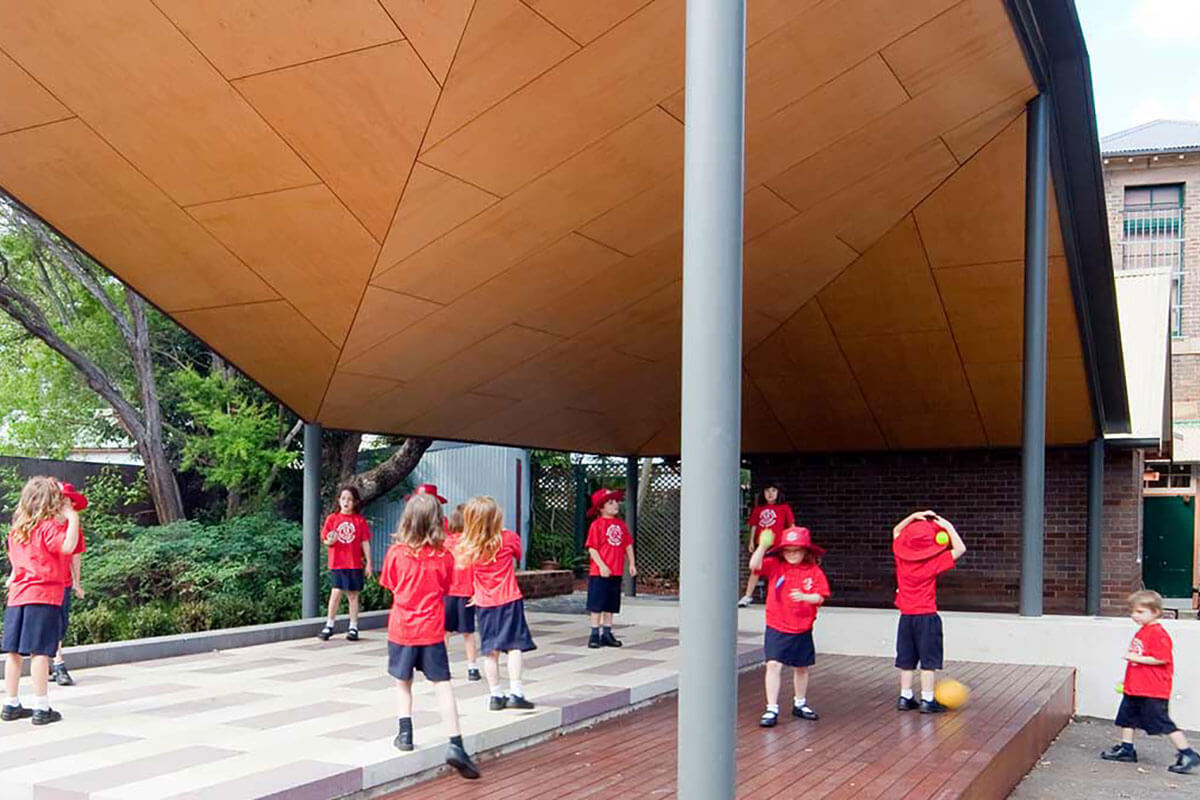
[317,487,373,642]
[739,484,795,608]
[748,526,830,727]
[892,510,966,713]
[584,487,636,649]
[51,482,88,687]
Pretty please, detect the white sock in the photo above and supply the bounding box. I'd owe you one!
[467,661,478,670]
[900,689,914,700]
[921,690,934,702]
[510,680,524,698]
[489,684,504,698]
[4,696,18,708]
[32,695,49,711]
[766,704,779,714]
[325,617,335,627]
[349,623,358,631]
[794,696,807,708]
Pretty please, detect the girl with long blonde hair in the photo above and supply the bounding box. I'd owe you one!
[443,504,480,682]
[460,496,536,711]
[4,476,82,726]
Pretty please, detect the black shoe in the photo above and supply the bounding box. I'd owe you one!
[897,696,919,711]
[506,694,534,710]
[600,632,623,648]
[346,628,359,642]
[394,728,414,752]
[587,632,601,649]
[32,708,62,726]
[759,709,779,727]
[317,625,333,641]
[445,742,480,779]
[1,704,32,721]
[1101,744,1137,763]
[919,699,948,714]
[52,663,75,687]
[1168,750,1199,774]
[467,667,482,682]
[793,704,819,721]
[488,695,507,711]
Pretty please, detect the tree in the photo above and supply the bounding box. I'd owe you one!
[323,431,432,509]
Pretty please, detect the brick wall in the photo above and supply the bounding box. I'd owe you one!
[743,446,1143,616]
[516,569,573,599]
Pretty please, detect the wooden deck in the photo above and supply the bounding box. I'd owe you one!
[384,655,1074,800]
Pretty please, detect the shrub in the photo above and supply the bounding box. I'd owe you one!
[129,603,179,639]
[68,604,128,646]
[175,601,213,633]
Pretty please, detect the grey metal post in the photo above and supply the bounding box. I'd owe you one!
[1086,437,1105,615]
[677,0,745,796]
[302,422,323,619]
[1020,94,1050,617]
[624,456,638,597]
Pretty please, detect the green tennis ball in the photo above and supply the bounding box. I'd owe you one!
[935,531,950,546]
[759,529,775,548]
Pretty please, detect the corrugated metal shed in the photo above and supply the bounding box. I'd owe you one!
[1100,119,1200,156]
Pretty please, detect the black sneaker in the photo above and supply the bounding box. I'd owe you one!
[346,628,359,642]
[317,625,333,641]
[32,708,62,726]
[1168,750,1199,774]
[445,742,480,779]
[897,696,919,711]
[919,699,948,714]
[587,632,601,649]
[467,668,482,682]
[506,694,534,710]
[600,631,623,648]
[488,695,507,711]
[1,704,32,721]
[52,663,75,687]
[1101,744,1137,763]
[758,708,778,728]
[394,728,414,752]
[793,704,819,721]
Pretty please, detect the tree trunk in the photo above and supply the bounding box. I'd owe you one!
[346,437,433,507]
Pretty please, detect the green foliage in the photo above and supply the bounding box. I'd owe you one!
[528,524,586,571]
[81,466,148,539]
[129,602,179,638]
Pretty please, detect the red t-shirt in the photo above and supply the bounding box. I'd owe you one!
[1123,623,1173,699]
[444,532,474,597]
[748,504,795,546]
[62,527,86,589]
[379,544,453,646]
[322,513,371,570]
[472,530,523,608]
[7,518,71,606]
[586,516,633,576]
[894,550,956,614]
[760,558,830,633]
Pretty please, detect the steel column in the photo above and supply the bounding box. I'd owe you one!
[624,456,638,597]
[302,422,323,619]
[1086,436,1105,615]
[1020,93,1050,617]
[677,0,746,796]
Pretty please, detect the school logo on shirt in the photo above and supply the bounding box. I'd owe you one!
[334,521,357,544]
[801,577,813,592]
[759,509,778,528]
[1129,637,1145,657]
[605,524,624,546]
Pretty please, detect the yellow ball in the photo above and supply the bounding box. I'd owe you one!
[935,531,950,546]
[934,679,970,710]
[759,528,775,548]
[1115,682,1125,695]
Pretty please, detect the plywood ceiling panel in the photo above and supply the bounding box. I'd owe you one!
[942,87,1037,163]
[966,358,1094,446]
[153,0,401,79]
[319,371,405,432]
[377,0,474,84]
[340,287,443,363]
[0,49,70,134]
[743,227,860,323]
[880,0,1015,98]
[524,0,653,44]
[235,42,440,240]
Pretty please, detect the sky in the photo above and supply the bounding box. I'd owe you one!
[1076,0,1200,137]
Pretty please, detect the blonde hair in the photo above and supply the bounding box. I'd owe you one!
[10,476,64,545]
[394,494,445,551]
[1129,589,1164,615]
[459,496,504,564]
[448,504,465,535]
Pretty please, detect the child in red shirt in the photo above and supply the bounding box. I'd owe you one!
[1101,590,1198,774]
[739,484,795,608]
[378,494,479,779]
[892,510,966,713]
[584,488,637,649]
[51,481,88,688]
[459,495,536,711]
[443,504,480,681]
[3,476,82,726]
[317,486,373,642]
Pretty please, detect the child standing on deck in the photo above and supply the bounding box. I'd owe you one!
[317,487,372,642]
[459,496,536,711]
[50,481,88,687]
[892,510,966,713]
[749,526,830,727]
[584,488,636,649]
[1100,590,1199,775]
[739,484,795,608]
[444,504,481,681]
[378,494,479,779]
[3,476,82,726]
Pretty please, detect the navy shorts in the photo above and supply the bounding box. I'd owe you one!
[477,599,537,655]
[444,596,476,634]
[2,604,64,657]
[1115,695,1177,736]
[586,576,623,614]
[388,641,451,682]
[330,568,365,592]
[61,588,73,637]
[764,626,816,668]
[895,613,943,671]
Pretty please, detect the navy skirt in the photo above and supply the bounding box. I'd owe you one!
[444,596,476,633]
[2,604,64,657]
[477,599,537,654]
[764,626,815,668]
[330,568,365,591]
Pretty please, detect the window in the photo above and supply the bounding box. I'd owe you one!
[1145,461,1192,489]
[1121,184,1185,336]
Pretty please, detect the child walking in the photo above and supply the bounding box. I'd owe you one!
[51,482,88,687]
[739,484,795,608]
[1101,590,1199,774]
[3,476,82,725]
[378,494,479,779]
[458,496,536,711]
[443,505,481,681]
[749,526,830,727]
[584,488,636,649]
[318,487,373,641]
[892,510,966,713]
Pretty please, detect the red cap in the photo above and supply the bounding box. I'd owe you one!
[767,526,824,557]
[413,484,447,504]
[59,481,88,512]
[893,519,948,562]
[587,487,625,518]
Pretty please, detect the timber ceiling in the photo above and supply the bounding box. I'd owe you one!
[0,0,1096,454]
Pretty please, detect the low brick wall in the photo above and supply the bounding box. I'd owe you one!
[517,569,574,599]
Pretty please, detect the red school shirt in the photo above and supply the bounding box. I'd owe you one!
[760,558,830,634]
[894,550,955,614]
[322,513,371,570]
[586,516,633,576]
[748,504,795,546]
[444,532,474,598]
[472,530,523,608]
[379,543,453,646]
[1123,622,1173,700]
[7,518,71,606]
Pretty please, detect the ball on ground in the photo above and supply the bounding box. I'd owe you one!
[935,531,950,546]
[934,679,970,709]
[759,529,775,548]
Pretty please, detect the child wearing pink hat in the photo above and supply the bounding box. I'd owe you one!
[749,526,830,727]
[584,488,636,649]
